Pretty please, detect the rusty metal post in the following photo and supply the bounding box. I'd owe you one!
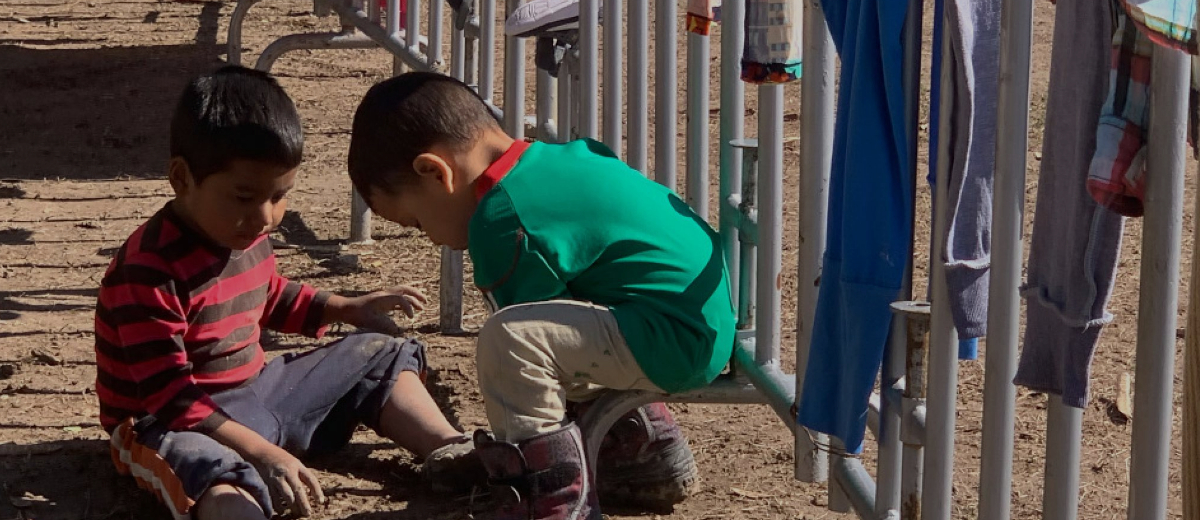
[891,300,930,520]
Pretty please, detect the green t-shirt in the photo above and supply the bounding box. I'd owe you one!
[468,139,735,393]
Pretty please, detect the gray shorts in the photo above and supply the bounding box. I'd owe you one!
[108,333,426,518]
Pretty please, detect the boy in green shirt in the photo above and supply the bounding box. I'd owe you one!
[348,72,735,520]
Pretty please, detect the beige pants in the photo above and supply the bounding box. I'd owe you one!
[477,300,664,443]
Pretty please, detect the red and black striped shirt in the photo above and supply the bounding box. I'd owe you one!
[94,204,329,433]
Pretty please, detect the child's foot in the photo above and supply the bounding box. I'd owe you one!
[572,401,698,511]
[421,436,487,494]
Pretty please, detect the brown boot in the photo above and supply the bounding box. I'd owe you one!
[474,424,601,520]
[569,401,698,511]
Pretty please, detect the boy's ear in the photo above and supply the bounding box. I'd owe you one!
[412,153,455,192]
[167,157,193,196]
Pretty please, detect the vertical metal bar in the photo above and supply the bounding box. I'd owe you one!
[442,0,467,335]
[479,0,496,101]
[558,55,574,142]
[349,190,373,243]
[977,0,1032,517]
[894,301,931,520]
[878,325,906,516]
[536,64,557,142]
[602,0,622,155]
[463,0,478,87]
[402,0,419,73]
[405,0,420,51]
[756,86,784,366]
[686,31,711,220]
[578,0,600,139]
[735,142,759,331]
[428,0,443,68]
[654,0,678,189]
[796,0,833,485]
[1042,400,1082,520]
[720,0,746,308]
[369,0,381,24]
[627,0,650,173]
[920,29,959,520]
[879,0,924,512]
[1127,43,1189,520]
[450,9,465,79]
[503,0,525,139]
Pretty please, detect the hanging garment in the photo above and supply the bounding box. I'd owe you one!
[1122,0,1198,54]
[1088,4,1200,217]
[687,0,721,36]
[926,0,980,362]
[1087,8,1155,217]
[798,0,912,454]
[741,0,804,83]
[1014,0,1124,409]
[927,0,1001,347]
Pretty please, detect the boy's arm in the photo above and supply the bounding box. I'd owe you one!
[469,219,568,309]
[96,263,227,432]
[260,272,331,337]
[263,270,428,336]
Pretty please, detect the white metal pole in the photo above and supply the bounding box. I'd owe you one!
[920,28,960,520]
[685,30,711,220]
[653,0,678,189]
[602,0,622,155]
[428,0,443,67]
[977,0,1033,517]
[627,0,650,173]
[578,0,600,139]
[1127,42,1189,520]
[756,85,784,367]
[478,0,496,101]
[720,0,746,306]
[1042,400,1082,520]
[796,0,832,485]
[503,0,524,138]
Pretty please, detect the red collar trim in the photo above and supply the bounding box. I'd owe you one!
[475,140,531,201]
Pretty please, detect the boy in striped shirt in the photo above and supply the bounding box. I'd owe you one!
[95,66,482,520]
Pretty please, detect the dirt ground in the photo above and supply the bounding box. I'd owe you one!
[0,0,1193,519]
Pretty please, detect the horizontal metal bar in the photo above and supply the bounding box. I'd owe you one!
[732,339,797,428]
[327,0,430,71]
[254,30,380,71]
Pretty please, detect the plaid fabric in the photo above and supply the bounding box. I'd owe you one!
[741,0,803,84]
[1088,7,1154,217]
[1122,0,1198,54]
[686,0,720,35]
[1089,2,1200,217]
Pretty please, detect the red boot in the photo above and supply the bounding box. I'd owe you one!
[474,424,601,520]
[570,402,698,511]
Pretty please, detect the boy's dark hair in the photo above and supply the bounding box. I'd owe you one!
[170,65,304,184]
[348,71,500,201]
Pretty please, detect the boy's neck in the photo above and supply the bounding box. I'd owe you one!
[461,128,518,187]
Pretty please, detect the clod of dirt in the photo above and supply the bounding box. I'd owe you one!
[320,254,363,274]
[31,348,63,366]
[0,364,15,380]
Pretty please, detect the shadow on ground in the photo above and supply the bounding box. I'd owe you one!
[0,2,224,181]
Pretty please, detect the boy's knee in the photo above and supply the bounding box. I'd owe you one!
[196,484,266,520]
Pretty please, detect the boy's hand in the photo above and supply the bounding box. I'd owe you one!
[248,444,325,517]
[329,286,428,335]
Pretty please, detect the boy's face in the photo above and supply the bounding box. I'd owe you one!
[368,164,474,251]
[169,158,297,251]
